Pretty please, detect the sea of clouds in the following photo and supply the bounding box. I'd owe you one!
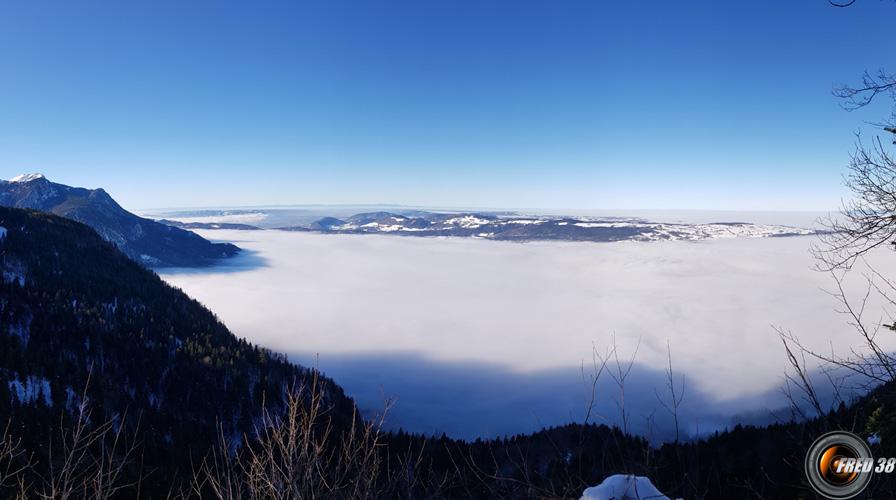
[159,230,896,440]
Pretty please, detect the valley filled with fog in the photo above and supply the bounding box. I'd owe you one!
[159,229,896,440]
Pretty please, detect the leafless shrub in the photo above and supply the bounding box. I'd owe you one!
[594,335,641,437]
[786,57,896,416]
[655,341,684,445]
[833,69,896,119]
[776,266,896,406]
[815,62,896,270]
[37,384,141,500]
[0,422,32,499]
[182,371,391,500]
[814,136,896,270]
[778,329,827,419]
[0,376,142,500]
[582,341,610,430]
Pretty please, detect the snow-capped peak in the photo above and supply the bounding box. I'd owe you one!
[9,173,46,183]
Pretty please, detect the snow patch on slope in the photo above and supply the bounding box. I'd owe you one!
[444,215,491,228]
[2,257,26,286]
[140,254,162,265]
[8,376,52,406]
[8,314,31,347]
[8,173,46,183]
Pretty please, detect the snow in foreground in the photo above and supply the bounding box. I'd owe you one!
[580,474,677,500]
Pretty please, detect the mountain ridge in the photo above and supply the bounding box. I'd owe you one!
[268,210,819,242]
[0,174,240,267]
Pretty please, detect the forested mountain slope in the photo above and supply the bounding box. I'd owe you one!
[0,207,355,495]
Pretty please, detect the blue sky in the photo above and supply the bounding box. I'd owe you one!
[0,0,893,211]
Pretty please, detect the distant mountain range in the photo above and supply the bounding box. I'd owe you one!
[0,174,240,266]
[267,211,818,242]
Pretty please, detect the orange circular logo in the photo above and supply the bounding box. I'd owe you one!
[805,431,873,499]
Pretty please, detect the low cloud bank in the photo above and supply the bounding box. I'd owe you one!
[160,230,896,439]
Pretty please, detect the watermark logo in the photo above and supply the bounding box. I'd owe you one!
[805,431,874,499]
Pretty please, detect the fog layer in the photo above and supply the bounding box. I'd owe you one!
[159,231,896,439]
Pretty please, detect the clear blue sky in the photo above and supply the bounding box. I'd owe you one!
[0,0,893,211]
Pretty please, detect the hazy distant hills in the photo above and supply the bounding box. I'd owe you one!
[159,219,262,231]
[270,210,818,242]
[0,174,240,267]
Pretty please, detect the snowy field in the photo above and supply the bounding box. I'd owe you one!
[158,229,896,440]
